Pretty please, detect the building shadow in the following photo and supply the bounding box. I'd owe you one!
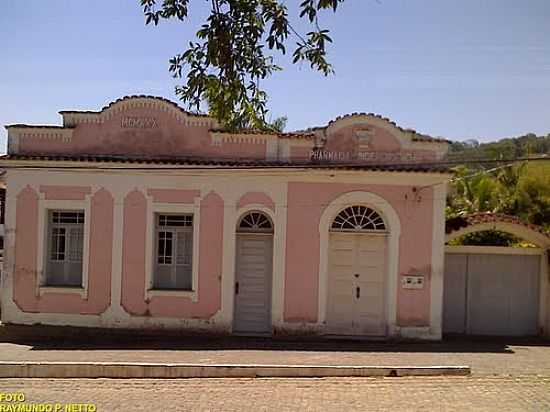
[1,324,548,354]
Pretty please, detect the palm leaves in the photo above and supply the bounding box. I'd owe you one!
[447,162,550,244]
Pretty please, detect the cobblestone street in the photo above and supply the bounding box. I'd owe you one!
[1,375,550,411]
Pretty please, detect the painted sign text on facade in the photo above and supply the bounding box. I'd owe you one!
[121,116,159,129]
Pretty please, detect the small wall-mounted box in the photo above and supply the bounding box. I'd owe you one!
[402,275,424,289]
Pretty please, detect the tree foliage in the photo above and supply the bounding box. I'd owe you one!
[446,132,550,245]
[140,0,344,129]
[268,115,287,132]
[446,161,550,245]
[448,133,550,161]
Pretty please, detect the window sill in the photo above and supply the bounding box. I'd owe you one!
[39,286,86,298]
[146,289,197,301]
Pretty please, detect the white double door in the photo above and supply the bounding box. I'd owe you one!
[327,233,387,336]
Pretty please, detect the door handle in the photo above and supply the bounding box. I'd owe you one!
[235,282,239,295]
[356,286,360,299]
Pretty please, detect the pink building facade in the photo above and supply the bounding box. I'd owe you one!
[1,96,451,340]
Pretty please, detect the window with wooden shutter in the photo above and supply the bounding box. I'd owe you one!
[153,214,193,290]
[45,210,85,287]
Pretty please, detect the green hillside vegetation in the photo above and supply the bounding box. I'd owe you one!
[448,133,550,160]
[446,133,550,245]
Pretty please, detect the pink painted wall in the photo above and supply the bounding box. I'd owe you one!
[147,189,200,204]
[237,192,275,211]
[11,180,435,330]
[13,186,113,314]
[40,185,91,200]
[120,190,148,316]
[325,124,401,153]
[120,190,223,319]
[284,182,434,326]
[290,145,314,162]
[17,106,267,160]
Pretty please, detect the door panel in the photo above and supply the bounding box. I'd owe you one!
[444,252,540,336]
[443,254,468,334]
[327,235,355,334]
[327,236,354,334]
[327,233,386,336]
[234,234,273,334]
[467,254,539,336]
[508,257,540,335]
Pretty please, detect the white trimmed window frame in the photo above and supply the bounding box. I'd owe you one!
[36,198,91,298]
[144,199,201,302]
[330,205,388,232]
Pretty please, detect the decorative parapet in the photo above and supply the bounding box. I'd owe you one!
[5,126,74,154]
[210,132,277,146]
[324,112,449,144]
[4,95,449,162]
[59,95,217,128]
[302,113,450,160]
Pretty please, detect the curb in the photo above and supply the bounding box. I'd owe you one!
[0,362,471,379]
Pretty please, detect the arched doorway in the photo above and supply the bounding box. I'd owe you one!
[327,205,388,336]
[233,211,274,335]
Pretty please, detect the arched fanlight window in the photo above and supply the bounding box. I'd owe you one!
[237,211,273,233]
[331,206,386,232]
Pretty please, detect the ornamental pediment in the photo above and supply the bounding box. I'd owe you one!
[312,113,448,161]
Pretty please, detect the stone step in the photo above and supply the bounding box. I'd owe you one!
[0,362,470,379]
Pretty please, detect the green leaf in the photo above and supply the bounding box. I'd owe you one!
[141,0,344,129]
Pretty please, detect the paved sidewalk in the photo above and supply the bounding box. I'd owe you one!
[0,336,549,376]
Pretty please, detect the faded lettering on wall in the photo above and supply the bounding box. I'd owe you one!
[310,150,419,163]
[121,117,159,129]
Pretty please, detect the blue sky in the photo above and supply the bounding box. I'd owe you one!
[1,0,549,152]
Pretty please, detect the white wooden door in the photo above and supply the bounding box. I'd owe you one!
[233,234,273,334]
[327,234,355,334]
[327,233,386,336]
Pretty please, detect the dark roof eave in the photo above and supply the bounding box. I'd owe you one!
[5,124,69,130]
[0,154,452,174]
